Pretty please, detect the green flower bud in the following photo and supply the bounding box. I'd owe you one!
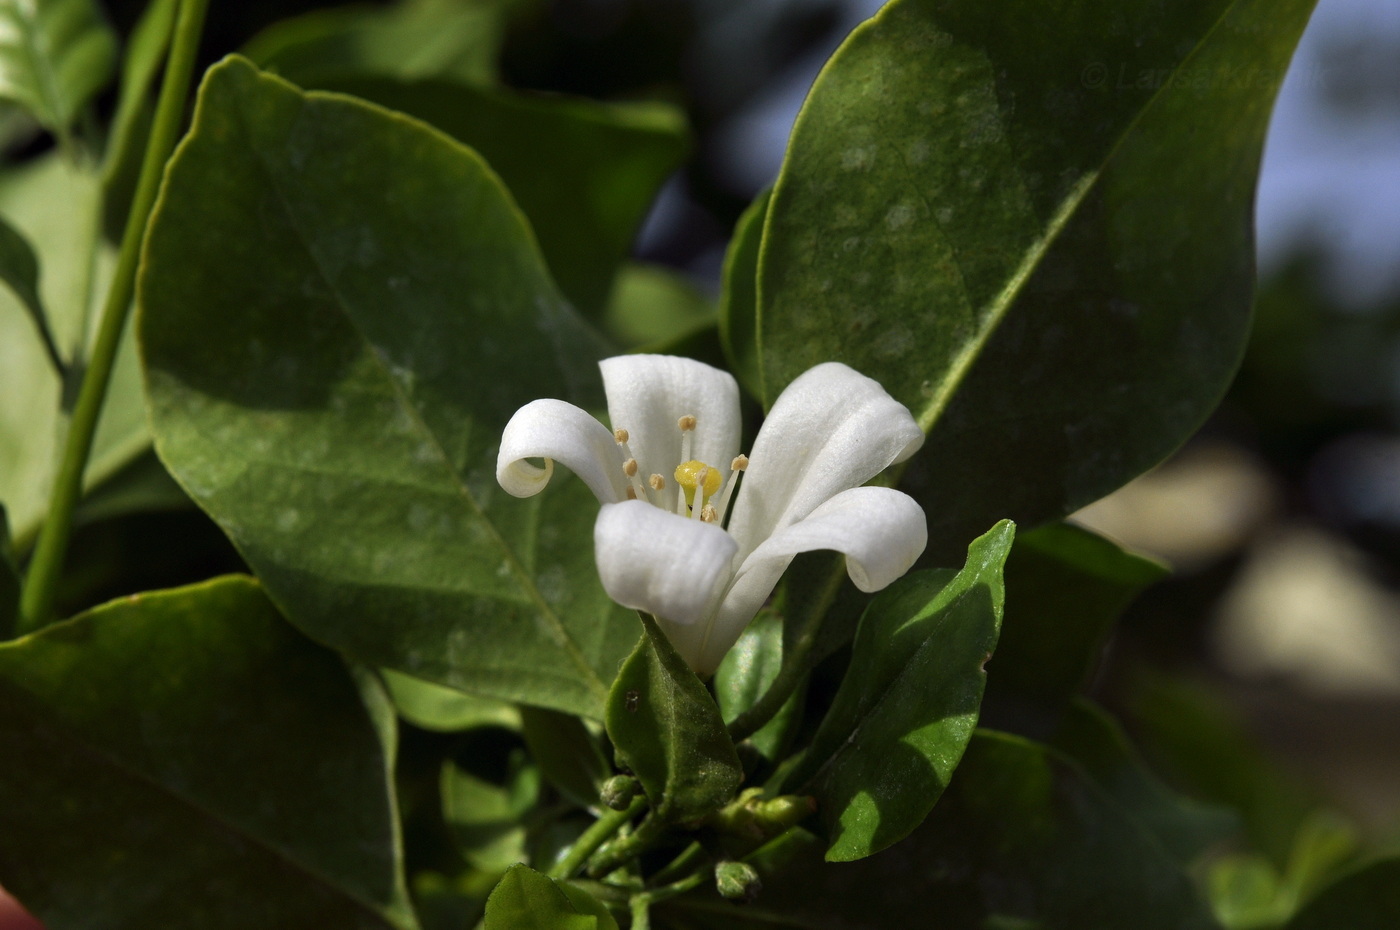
[714,860,762,902]
[600,774,640,811]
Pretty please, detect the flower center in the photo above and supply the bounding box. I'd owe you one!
[613,416,748,525]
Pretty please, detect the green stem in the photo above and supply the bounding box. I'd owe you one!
[629,895,652,930]
[548,797,646,880]
[648,841,705,888]
[17,0,210,633]
[587,812,670,878]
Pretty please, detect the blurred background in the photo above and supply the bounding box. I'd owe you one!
[19,0,1398,913]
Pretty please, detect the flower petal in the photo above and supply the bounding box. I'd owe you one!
[697,487,927,675]
[594,499,738,631]
[726,362,923,558]
[600,355,741,506]
[497,398,626,503]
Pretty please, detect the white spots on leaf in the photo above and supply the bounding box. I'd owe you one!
[885,202,917,231]
[907,138,931,165]
[276,508,300,532]
[936,207,955,225]
[873,325,915,360]
[840,146,876,172]
[841,236,863,254]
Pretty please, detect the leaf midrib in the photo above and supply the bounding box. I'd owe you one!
[227,85,609,709]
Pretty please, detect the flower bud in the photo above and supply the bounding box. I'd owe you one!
[600,774,640,811]
[714,860,762,902]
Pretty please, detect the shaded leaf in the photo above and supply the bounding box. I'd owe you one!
[0,576,417,929]
[986,521,1167,730]
[713,611,801,765]
[381,669,521,733]
[0,212,61,373]
[757,0,1318,558]
[312,77,688,317]
[1286,857,1400,930]
[0,505,16,639]
[519,705,611,810]
[605,613,741,822]
[442,753,539,873]
[139,57,637,718]
[0,0,116,136]
[717,188,768,400]
[790,520,1014,862]
[483,864,617,930]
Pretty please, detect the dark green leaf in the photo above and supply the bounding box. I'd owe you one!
[605,613,741,822]
[442,753,539,873]
[381,669,521,733]
[0,212,62,373]
[713,611,801,765]
[987,522,1167,725]
[139,56,638,718]
[0,576,417,929]
[757,0,1317,558]
[718,188,769,400]
[243,0,523,88]
[1287,857,1400,930]
[0,505,16,639]
[483,864,617,930]
[311,77,688,317]
[0,0,116,137]
[790,520,1013,861]
[1052,699,1238,865]
[519,706,611,810]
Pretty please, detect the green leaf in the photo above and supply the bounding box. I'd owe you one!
[442,753,540,873]
[713,611,801,765]
[0,576,417,929]
[311,77,688,317]
[0,505,16,639]
[0,212,62,373]
[244,0,521,88]
[0,0,116,137]
[1286,857,1400,930]
[519,706,611,810]
[0,154,144,549]
[988,522,1167,719]
[790,520,1013,861]
[717,188,769,400]
[604,262,715,351]
[605,613,741,822]
[381,669,521,733]
[139,56,638,719]
[757,0,1318,557]
[1052,699,1239,865]
[484,864,617,930]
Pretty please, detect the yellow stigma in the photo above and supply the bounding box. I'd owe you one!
[674,460,721,508]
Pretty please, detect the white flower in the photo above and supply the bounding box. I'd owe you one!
[496,355,927,675]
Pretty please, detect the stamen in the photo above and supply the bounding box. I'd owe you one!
[678,414,696,468]
[626,486,637,500]
[690,467,709,521]
[700,504,718,523]
[613,428,629,444]
[614,428,650,503]
[678,416,697,432]
[713,452,748,526]
[649,474,666,491]
[623,458,639,478]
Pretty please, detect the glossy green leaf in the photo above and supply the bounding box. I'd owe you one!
[713,611,801,765]
[987,522,1167,723]
[0,154,143,549]
[604,263,715,351]
[484,864,617,930]
[312,77,688,317]
[0,0,116,137]
[758,0,1318,557]
[139,57,638,718]
[1052,699,1238,865]
[0,212,61,373]
[442,753,539,873]
[0,576,417,929]
[519,706,611,810]
[717,188,769,400]
[243,0,521,88]
[1286,857,1400,930]
[787,520,1012,861]
[605,613,741,822]
[381,669,521,733]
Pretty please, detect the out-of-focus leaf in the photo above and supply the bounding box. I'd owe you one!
[313,77,688,317]
[1052,699,1238,865]
[442,752,539,873]
[605,614,741,823]
[757,0,1319,559]
[713,611,801,765]
[243,0,526,88]
[519,706,610,810]
[0,213,61,373]
[604,263,715,351]
[717,188,768,400]
[1286,857,1400,930]
[789,520,1014,862]
[0,0,117,137]
[140,57,637,718]
[381,669,521,733]
[0,576,418,928]
[0,505,16,639]
[988,522,1166,729]
[483,864,617,930]
[1209,813,1361,930]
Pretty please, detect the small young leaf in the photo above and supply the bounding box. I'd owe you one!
[0,576,417,929]
[0,0,117,136]
[717,188,769,402]
[381,669,521,733]
[484,864,618,930]
[789,520,1014,861]
[605,614,742,823]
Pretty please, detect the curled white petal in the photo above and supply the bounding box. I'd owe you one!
[497,398,626,503]
[726,362,923,558]
[695,487,927,675]
[601,355,742,493]
[594,499,738,633]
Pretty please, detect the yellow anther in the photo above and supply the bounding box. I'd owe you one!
[626,486,638,500]
[700,504,719,523]
[614,428,629,444]
[674,460,721,508]
[649,474,666,491]
[678,415,697,432]
[623,458,639,478]
[731,454,749,471]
